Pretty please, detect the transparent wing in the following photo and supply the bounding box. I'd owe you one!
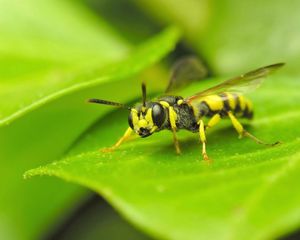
[165,56,208,93]
[185,63,284,103]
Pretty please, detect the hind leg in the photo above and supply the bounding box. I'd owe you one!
[206,113,221,130]
[227,111,279,146]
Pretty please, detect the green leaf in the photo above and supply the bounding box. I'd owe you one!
[196,0,300,76]
[54,196,150,240]
[0,1,180,239]
[0,1,133,239]
[25,74,300,240]
[0,27,179,240]
[0,24,178,125]
[0,1,179,126]
[135,0,300,76]
[133,0,208,40]
[0,0,131,125]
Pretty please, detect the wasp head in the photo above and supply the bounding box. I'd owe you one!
[128,103,166,138]
[88,82,166,138]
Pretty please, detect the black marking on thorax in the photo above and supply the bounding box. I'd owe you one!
[157,95,199,132]
[158,95,183,105]
[174,102,199,132]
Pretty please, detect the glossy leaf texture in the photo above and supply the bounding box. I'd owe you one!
[0,0,128,125]
[0,0,179,126]
[0,1,180,238]
[26,73,300,240]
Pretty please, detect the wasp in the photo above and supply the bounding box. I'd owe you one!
[88,57,284,161]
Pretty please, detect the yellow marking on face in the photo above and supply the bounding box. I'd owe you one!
[138,119,148,128]
[145,108,152,122]
[131,109,139,130]
[131,108,156,132]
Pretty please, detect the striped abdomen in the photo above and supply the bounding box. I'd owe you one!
[193,92,253,119]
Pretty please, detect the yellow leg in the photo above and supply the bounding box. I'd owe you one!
[198,119,210,161]
[206,113,221,129]
[227,111,279,146]
[172,129,181,154]
[196,114,221,161]
[102,127,133,153]
[169,106,181,154]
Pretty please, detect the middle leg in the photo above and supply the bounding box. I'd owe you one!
[168,106,181,154]
[198,114,221,161]
[206,113,221,130]
[198,119,209,161]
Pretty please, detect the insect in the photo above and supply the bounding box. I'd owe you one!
[88,57,284,161]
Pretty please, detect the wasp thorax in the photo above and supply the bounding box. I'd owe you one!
[128,103,166,138]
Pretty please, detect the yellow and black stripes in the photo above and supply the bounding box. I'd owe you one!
[194,93,253,119]
[220,93,253,119]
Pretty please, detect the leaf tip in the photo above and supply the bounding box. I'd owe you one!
[23,166,47,180]
[23,170,35,180]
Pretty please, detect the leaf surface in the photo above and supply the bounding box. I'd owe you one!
[0,1,179,126]
[25,74,300,240]
[0,0,131,125]
[0,1,180,238]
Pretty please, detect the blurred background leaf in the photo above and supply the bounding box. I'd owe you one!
[2,0,300,239]
[135,0,300,75]
[0,0,179,239]
[26,73,300,240]
[43,195,151,240]
[0,0,129,124]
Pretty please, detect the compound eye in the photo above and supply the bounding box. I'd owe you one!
[152,103,165,127]
[128,112,134,129]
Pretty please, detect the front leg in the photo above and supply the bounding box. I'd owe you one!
[101,127,133,153]
[168,105,181,154]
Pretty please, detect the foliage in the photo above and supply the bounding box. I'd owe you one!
[0,0,179,239]
[1,0,300,239]
[26,75,300,240]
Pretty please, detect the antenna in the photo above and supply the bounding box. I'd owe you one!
[88,99,131,110]
[142,82,147,108]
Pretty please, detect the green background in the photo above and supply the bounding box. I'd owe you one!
[1,0,300,239]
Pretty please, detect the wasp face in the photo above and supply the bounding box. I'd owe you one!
[128,103,166,138]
